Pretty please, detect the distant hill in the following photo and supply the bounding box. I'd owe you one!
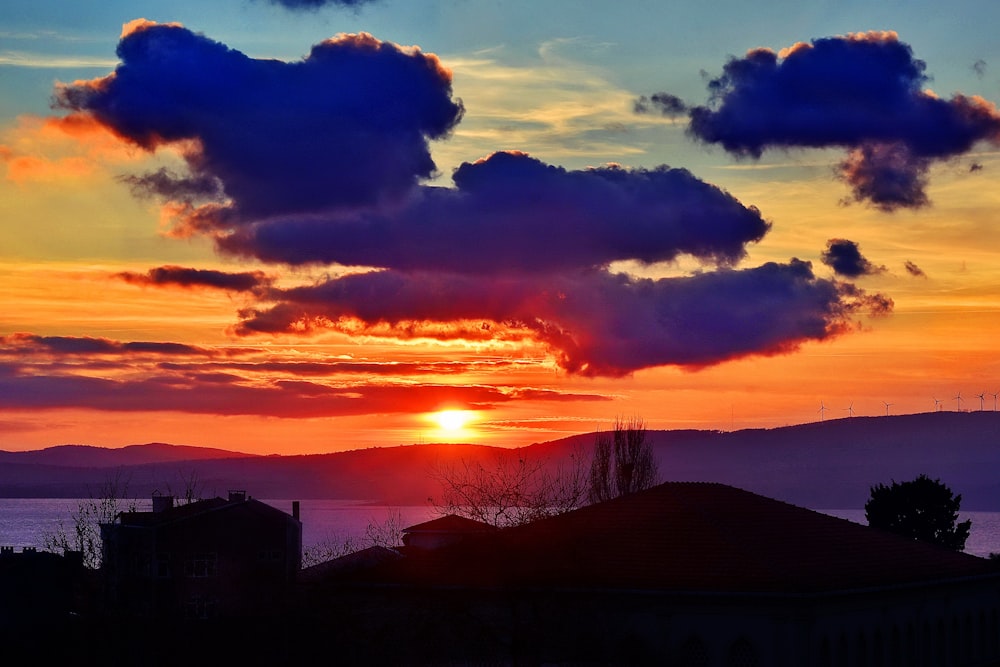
[0,442,256,467]
[1,412,999,509]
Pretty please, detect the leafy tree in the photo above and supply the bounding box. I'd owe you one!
[432,450,588,528]
[864,474,971,551]
[588,416,659,503]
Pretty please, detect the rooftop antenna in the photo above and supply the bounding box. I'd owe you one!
[843,402,855,418]
[954,391,963,412]
[977,391,986,411]
[933,397,942,412]
[882,401,893,417]
[818,401,828,422]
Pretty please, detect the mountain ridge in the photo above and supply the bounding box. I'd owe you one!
[2,411,998,509]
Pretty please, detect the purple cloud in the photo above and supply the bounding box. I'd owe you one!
[218,151,772,272]
[685,32,1000,209]
[820,239,887,277]
[235,260,891,376]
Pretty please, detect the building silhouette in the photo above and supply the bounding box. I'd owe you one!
[301,482,1000,665]
[100,490,301,620]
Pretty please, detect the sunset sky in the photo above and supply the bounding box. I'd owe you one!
[3,0,1000,454]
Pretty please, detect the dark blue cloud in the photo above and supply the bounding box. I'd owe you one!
[821,239,886,278]
[55,22,464,222]
[219,151,772,272]
[684,32,1000,209]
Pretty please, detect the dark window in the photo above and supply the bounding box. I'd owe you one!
[727,637,759,667]
[678,635,709,667]
[183,552,217,578]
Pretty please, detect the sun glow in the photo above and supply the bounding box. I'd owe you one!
[433,409,475,432]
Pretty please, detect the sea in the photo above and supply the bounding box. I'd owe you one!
[2,499,1000,559]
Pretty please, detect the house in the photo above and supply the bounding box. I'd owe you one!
[400,513,495,550]
[100,490,301,620]
[298,482,1000,665]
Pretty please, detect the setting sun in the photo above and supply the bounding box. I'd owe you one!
[433,409,474,432]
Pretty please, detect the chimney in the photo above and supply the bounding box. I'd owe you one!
[152,494,174,513]
[292,501,300,522]
[228,490,247,503]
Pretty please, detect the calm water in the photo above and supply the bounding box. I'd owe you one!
[2,499,998,558]
[0,498,436,552]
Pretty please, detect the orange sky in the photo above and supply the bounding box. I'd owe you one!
[2,5,1000,455]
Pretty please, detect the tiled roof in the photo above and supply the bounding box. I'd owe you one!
[380,483,998,594]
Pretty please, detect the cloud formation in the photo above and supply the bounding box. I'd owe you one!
[903,260,927,278]
[50,22,891,378]
[219,151,772,272]
[633,93,688,117]
[820,239,887,278]
[684,32,1000,209]
[0,332,607,417]
[116,265,272,293]
[55,21,464,225]
[236,261,891,376]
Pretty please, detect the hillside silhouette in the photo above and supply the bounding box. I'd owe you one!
[2,412,999,509]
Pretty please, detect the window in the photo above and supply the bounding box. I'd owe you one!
[155,553,171,578]
[184,595,218,620]
[183,552,218,578]
[677,635,710,667]
[727,637,759,667]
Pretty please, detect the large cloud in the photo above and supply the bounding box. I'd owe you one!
[683,32,1000,209]
[218,151,772,272]
[236,261,891,376]
[55,21,464,222]
[55,22,891,378]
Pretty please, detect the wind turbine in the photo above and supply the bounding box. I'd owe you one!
[882,401,893,417]
[844,402,855,418]
[933,397,942,412]
[818,401,828,422]
[954,391,963,412]
[992,391,999,412]
[978,392,987,411]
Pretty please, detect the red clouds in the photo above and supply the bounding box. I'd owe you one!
[683,32,1000,209]
[236,261,891,377]
[0,333,607,417]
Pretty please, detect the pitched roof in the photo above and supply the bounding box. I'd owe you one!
[402,514,496,535]
[378,482,998,595]
[116,496,298,528]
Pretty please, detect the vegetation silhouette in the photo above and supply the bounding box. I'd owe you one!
[588,415,659,503]
[864,473,971,550]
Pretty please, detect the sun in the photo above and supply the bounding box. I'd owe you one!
[433,409,473,432]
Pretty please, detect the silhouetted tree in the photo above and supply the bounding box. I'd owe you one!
[864,474,971,551]
[432,450,588,528]
[588,416,659,503]
[43,469,138,568]
[302,509,404,566]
